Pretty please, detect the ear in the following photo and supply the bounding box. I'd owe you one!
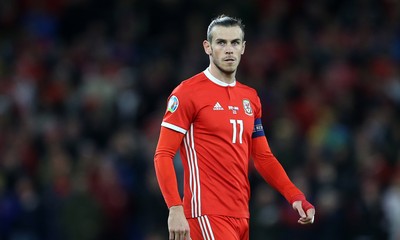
[203,40,212,55]
[241,41,246,55]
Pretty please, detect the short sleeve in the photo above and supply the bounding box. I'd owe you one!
[161,84,195,134]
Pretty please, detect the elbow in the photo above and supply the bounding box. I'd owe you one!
[154,148,176,163]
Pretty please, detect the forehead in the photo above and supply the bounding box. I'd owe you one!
[210,26,243,41]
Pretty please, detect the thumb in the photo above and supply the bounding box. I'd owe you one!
[292,201,306,218]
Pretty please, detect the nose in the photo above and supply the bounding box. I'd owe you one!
[225,43,233,54]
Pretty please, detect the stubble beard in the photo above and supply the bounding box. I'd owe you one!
[213,59,236,76]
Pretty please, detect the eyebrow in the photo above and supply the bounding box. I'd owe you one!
[215,38,242,42]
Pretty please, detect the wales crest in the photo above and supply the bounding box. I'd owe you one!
[243,99,253,116]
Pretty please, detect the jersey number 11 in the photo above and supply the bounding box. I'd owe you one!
[229,119,243,144]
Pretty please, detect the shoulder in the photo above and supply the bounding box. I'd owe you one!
[181,72,208,88]
[173,72,208,94]
[235,81,259,97]
[235,82,262,113]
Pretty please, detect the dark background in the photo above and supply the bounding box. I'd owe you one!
[0,0,399,239]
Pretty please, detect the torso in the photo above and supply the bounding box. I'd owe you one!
[162,69,261,218]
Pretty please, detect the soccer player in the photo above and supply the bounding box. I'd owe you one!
[154,15,315,240]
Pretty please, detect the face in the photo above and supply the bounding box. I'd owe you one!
[203,26,246,75]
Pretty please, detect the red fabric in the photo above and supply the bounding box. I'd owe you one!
[251,136,310,206]
[155,69,314,218]
[154,127,315,212]
[187,215,249,240]
[154,127,184,208]
[159,70,262,218]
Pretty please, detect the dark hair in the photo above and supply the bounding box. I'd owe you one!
[207,15,245,42]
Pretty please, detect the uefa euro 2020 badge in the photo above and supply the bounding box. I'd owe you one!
[167,95,179,113]
[243,99,253,116]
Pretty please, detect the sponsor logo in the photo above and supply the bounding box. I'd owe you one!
[243,99,253,116]
[167,95,179,113]
[213,102,224,110]
[228,106,239,114]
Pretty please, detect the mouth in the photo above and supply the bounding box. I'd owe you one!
[224,58,236,62]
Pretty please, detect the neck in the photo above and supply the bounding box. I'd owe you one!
[208,64,236,84]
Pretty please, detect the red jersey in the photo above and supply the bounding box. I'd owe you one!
[161,68,261,218]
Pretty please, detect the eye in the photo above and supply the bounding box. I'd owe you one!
[232,40,240,46]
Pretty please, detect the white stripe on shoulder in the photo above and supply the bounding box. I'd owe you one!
[161,122,187,134]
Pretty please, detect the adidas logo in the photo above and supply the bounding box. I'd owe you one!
[213,102,224,110]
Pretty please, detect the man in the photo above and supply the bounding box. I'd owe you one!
[154,15,315,240]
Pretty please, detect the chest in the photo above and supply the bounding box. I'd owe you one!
[194,87,255,143]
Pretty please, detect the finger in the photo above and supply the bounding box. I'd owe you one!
[294,202,307,218]
[297,213,315,225]
[298,219,311,224]
[169,231,174,240]
[306,208,315,218]
[180,230,187,240]
[298,216,312,224]
[302,208,315,222]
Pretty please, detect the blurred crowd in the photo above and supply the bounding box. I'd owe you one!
[0,0,399,239]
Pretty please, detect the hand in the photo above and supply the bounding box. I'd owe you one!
[168,205,191,240]
[292,200,315,225]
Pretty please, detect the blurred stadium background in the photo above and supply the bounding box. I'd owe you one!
[0,0,399,239]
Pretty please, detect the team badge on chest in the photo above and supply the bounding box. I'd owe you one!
[243,99,253,116]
